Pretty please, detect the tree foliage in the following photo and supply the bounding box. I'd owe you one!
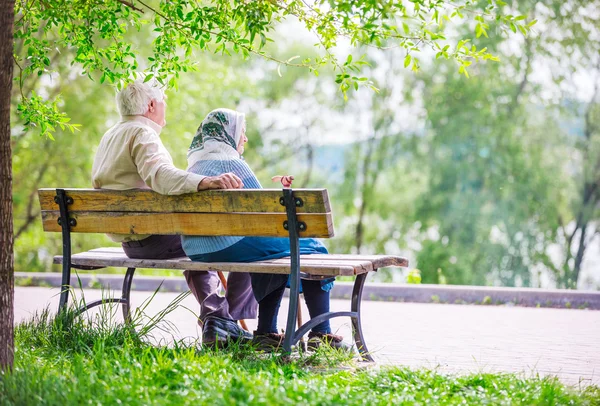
[324,0,600,288]
[8,0,599,290]
[13,0,536,138]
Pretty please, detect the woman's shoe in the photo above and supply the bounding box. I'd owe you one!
[251,332,285,352]
[307,332,350,351]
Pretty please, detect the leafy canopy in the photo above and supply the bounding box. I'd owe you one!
[13,0,535,137]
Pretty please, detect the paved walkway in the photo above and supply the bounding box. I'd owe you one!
[13,286,600,386]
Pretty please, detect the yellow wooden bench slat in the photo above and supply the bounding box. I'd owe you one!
[38,188,331,214]
[289,254,409,268]
[41,211,334,238]
[52,248,408,276]
[64,251,374,269]
[72,248,408,270]
[54,255,357,276]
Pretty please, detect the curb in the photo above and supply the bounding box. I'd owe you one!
[15,272,600,310]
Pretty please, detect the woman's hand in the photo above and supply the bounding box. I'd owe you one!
[271,175,294,188]
[198,173,243,190]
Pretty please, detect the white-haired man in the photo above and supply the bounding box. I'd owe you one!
[92,78,257,347]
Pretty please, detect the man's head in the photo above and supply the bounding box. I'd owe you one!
[116,78,167,127]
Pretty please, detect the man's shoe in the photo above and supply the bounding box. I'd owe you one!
[202,316,253,348]
[307,331,350,351]
[251,332,285,352]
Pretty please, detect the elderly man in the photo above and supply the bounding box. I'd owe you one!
[92,78,257,347]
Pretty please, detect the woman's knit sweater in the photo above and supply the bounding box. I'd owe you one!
[181,159,262,256]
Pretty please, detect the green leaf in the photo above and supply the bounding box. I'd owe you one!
[404,54,411,68]
[518,24,527,35]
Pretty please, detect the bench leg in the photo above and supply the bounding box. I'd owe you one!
[74,267,136,322]
[279,273,373,362]
[75,298,129,317]
[282,189,301,355]
[283,273,301,354]
[121,267,136,323]
[56,188,73,314]
[351,272,374,362]
[289,273,373,362]
[58,265,71,313]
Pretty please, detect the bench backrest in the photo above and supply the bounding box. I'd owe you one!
[38,188,334,238]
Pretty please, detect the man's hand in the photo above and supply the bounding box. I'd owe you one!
[197,173,243,190]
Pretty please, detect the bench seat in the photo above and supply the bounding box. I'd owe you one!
[54,247,408,277]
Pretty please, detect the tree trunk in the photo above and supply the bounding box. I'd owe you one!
[572,222,588,288]
[0,0,16,371]
[562,65,600,288]
[355,139,375,254]
[300,144,314,188]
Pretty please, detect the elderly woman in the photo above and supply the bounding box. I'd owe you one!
[182,108,346,351]
[92,79,257,347]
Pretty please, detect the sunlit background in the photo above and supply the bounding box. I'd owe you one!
[12,3,600,290]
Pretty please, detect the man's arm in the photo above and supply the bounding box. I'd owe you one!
[197,173,243,190]
[131,129,242,194]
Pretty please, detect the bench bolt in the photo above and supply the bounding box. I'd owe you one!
[57,217,77,227]
[280,197,303,207]
[55,196,73,205]
[283,221,306,232]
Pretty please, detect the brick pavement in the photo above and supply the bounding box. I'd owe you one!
[13,286,600,386]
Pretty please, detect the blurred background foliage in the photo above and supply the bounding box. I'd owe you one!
[12,0,600,289]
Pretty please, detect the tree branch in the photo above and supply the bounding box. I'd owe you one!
[14,207,38,240]
[14,143,53,239]
[116,0,143,13]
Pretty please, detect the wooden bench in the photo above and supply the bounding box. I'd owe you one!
[38,187,408,360]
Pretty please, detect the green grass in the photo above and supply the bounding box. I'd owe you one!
[1,300,599,405]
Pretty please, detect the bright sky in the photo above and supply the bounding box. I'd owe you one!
[250,6,599,146]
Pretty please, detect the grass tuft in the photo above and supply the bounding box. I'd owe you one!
[1,291,599,405]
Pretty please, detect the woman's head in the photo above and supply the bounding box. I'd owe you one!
[237,122,248,155]
[187,108,246,167]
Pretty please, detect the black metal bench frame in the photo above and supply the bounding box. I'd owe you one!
[54,188,374,361]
